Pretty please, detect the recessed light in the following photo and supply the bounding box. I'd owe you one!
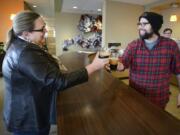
[33,5,37,8]
[73,6,77,9]
[10,14,16,20]
[171,3,179,8]
[97,9,102,12]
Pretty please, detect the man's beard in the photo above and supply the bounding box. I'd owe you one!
[139,30,154,40]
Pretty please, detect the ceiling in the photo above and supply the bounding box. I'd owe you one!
[61,0,103,14]
[25,0,54,17]
[149,0,180,12]
[25,0,169,17]
[112,0,161,5]
[61,0,163,14]
[24,0,55,28]
[24,0,179,28]
[24,0,180,16]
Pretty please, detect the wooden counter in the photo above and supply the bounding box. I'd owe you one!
[57,52,180,135]
[111,70,178,87]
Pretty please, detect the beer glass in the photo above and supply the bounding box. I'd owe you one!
[99,47,111,58]
[109,53,118,70]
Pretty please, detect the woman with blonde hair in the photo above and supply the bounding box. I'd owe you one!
[2,11,108,135]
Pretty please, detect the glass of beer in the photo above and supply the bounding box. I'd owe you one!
[99,47,111,58]
[109,53,118,70]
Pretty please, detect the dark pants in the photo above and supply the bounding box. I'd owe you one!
[12,126,50,135]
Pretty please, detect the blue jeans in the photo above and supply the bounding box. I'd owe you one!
[12,126,50,135]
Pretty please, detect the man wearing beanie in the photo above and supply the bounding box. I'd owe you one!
[116,12,180,109]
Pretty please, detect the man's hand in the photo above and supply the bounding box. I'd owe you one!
[105,62,125,73]
[117,62,125,71]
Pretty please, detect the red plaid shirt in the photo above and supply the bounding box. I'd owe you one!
[122,36,180,108]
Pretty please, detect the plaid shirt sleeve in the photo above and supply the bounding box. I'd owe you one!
[121,40,136,69]
[170,42,180,75]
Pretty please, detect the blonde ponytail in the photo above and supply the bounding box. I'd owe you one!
[5,11,40,51]
[5,28,16,51]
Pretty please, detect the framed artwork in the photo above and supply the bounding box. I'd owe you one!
[63,14,102,50]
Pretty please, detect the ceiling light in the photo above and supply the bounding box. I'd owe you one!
[171,3,179,8]
[73,6,77,9]
[170,15,177,22]
[33,5,37,8]
[97,9,102,12]
[10,14,16,20]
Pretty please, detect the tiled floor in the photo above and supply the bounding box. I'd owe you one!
[0,78,179,134]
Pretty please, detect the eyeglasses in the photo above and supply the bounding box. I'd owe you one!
[137,22,150,27]
[31,26,46,33]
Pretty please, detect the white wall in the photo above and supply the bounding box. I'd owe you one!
[104,1,144,49]
[55,2,180,56]
[159,8,180,40]
[55,1,144,55]
[55,12,81,55]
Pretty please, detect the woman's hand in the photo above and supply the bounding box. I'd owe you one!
[86,52,109,75]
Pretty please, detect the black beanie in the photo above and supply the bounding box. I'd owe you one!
[139,12,163,35]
